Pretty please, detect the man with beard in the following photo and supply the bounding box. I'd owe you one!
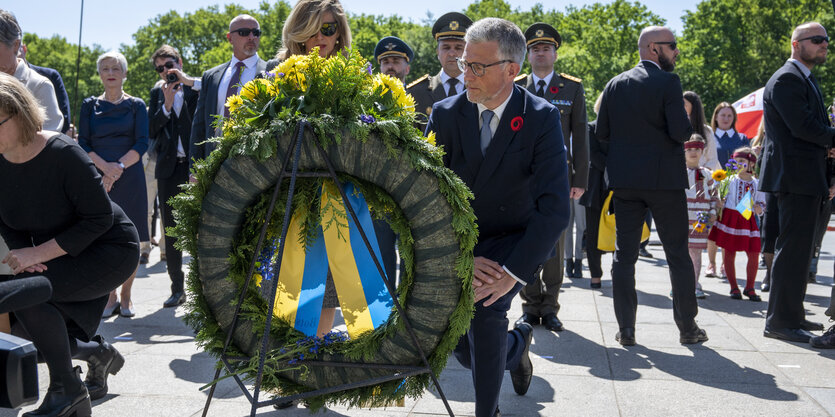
[760,22,835,344]
[189,14,266,173]
[596,26,706,346]
[374,36,413,84]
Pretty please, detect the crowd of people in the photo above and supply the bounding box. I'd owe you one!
[0,1,834,417]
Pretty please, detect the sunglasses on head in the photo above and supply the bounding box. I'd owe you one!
[155,61,175,73]
[655,41,677,50]
[799,35,830,44]
[232,28,261,37]
[320,22,338,37]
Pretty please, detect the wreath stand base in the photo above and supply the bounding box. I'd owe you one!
[200,120,455,417]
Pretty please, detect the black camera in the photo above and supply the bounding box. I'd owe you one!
[166,72,179,83]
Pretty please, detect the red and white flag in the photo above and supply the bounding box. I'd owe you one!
[732,87,764,139]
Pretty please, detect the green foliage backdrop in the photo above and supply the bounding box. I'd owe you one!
[20,0,834,127]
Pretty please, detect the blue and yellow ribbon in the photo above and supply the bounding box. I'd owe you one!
[271,181,393,338]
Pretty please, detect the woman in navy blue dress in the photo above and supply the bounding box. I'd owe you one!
[78,52,148,318]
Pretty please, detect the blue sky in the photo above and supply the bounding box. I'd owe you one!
[13,0,691,51]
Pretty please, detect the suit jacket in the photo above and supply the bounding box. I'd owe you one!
[580,121,608,209]
[408,71,452,124]
[189,57,267,166]
[30,64,71,133]
[427,85,570,284]
[596,61,692,190]
[149,83,199,179]
[14,61,63,132]
[759,60,835,197]
[519,72,589,188]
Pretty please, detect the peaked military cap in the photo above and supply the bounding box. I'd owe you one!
[525,22,561,50]
[432,12,473,41]
[374,36,414,63]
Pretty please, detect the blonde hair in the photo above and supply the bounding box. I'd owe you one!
[0,72,44,145]
[276,0,351,61]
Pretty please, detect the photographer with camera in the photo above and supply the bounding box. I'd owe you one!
[148,45,199,309]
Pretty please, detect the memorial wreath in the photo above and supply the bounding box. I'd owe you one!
[169,49,477,409]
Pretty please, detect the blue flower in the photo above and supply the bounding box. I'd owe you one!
[365,62,373,75]
[360,114,376,124]
[277,72,285,78]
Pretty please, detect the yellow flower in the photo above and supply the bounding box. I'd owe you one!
[693,222,706,233]
[425,131,437,146]
[225,95,244,115]
[240,80,259,100]
[712,169,727,181]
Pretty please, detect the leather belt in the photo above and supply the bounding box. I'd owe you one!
[176,156,187,164]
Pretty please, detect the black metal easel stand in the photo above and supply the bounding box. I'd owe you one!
[200,120,455,416]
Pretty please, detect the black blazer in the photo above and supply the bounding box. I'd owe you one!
[149,83,199,179]
[189,57,267,166]
[580,120,608,209]
[596,61,692,190]
[426,85,570,284]
[759,60,835,197]
[30,64,71,133]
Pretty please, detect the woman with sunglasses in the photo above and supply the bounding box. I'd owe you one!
[266,0,352,72]
[0,72,138,416]
[78,51,149,320]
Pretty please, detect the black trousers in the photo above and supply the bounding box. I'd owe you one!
[611,189,698,331]
[766,192,821,329]
[519,231,564,316]
[158,159,189,294]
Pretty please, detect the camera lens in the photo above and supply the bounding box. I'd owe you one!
[166,73,178,83]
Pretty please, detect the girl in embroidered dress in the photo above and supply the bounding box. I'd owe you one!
[685,135,720,299]
[708,147,766,301]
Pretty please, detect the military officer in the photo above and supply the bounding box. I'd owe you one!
[374,36,413,84]
[407,12,473,127]
[515,22,589,333]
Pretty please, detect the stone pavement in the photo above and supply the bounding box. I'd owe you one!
[3,219,835,417]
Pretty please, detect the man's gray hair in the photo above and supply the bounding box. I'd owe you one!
[465,18,526,66]
[0,9,22,47]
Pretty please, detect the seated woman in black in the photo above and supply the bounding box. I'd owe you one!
[0,72,138,416]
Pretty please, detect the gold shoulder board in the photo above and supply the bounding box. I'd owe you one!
[406,74,430,89]
[560,73,582,83]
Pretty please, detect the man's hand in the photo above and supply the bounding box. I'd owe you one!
[473,256,503,288]
[829,184,835,200]
[569,187,585,200]
[474,269,518,307]
[828,148,835,159]
[162,80,178,112]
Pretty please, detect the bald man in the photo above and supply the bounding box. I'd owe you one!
[189,14,267,174]
[596,26,706,346]
[760,22,835,344]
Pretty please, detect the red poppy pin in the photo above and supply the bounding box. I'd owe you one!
[550,86,559,94]
[510,116,524,132]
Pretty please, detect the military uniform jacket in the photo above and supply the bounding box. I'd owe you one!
[408,71,451,128]
[518,72,589,189]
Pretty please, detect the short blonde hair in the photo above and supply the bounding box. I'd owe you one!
[0,72,44,145]
[276,0,351,61]
[96,51,128,78]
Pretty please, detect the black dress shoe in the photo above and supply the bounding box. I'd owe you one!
[273,399,299,409]
[616,327,636,346]
[515,312,540,327]
[680,327,709,344]
[565,258,574,278]
[510,322,533,395]
[810,325,835,349]
[638,248,653,258]
[542,313,564,332]
[163,291,186,308]
[801,319,825,332]
[807,274,817,283]
[573,260,583,278]
[763,326,815,343]
[24,366,91,417]
[761,283,770,292]
[84,335,125,401]
[590,279,602,289]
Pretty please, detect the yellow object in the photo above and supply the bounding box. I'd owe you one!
[598,191,650,252]
[712,169,727,181]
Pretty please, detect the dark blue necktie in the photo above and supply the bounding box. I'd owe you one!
[480,110,494,155]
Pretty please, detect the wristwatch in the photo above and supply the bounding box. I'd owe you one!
[117,162,126,170]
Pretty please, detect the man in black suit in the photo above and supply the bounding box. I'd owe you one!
[19,43,70,133]
[427,18,569,417]
[190,14,267,171]
[596,26,706,346]
[760,22,835,343]
[149,45,200,308]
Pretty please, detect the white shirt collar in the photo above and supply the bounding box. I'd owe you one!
[788,58,812,78]
[231,53,260,70]
[531,71,554,88]
[640,59,661,70]
[476,87,514,131]
[440,69,465,86]
[715,128,736,137]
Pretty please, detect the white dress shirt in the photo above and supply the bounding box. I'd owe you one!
[439,70,466,96]
[216,54,260,118]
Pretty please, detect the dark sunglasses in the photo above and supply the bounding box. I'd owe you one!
[155,61,175,73]
[799,35,830,44]
[320,22,338,37]
[232,28,261,37]
[655,41,678,50]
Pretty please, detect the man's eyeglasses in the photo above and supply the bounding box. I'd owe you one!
[0,116,10,127]
[155,61,175,73]
[799,35,830,44]
[320,22,338,37]
[655,41,677,50]
[456,57,512,77]
[232,28,261,37]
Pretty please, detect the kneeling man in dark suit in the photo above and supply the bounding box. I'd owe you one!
[426,18,570,417]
